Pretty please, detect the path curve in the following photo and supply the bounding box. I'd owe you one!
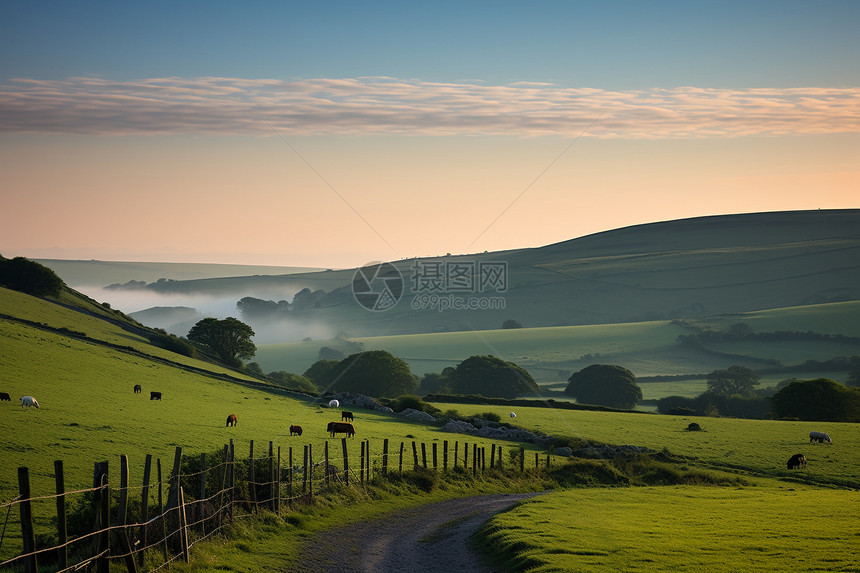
[292,492,543,572]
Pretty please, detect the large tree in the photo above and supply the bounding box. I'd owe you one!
[327,350,418,397]
[0,256,65,297]
[706,365,759,396]
[444,355,539,399]
[771,378,860,422]
[564,364,642,409]
[187,317,256,367]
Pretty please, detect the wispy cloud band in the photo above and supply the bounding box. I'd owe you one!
[1,76,858,138]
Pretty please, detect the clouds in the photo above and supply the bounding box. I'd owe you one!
[1,76,858,138]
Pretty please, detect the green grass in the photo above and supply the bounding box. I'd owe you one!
[428,403,860,487]
[478,485,859,572]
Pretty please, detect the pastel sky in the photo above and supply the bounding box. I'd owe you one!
[1,1,858,268]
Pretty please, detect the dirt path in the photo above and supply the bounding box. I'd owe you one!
[291,492,543,572]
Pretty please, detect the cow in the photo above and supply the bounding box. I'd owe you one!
[150,391,162,400]
[341,410,354,422]
[327,421,355,438]
[0,392,11,401]
[20,396,39,409]
[290,424,303,436]
[226,414,237,427]
[787,453,807,470]
[809,431,832,444]
[133,384,142,394]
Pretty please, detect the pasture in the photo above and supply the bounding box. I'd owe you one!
[428,402,860,487]
[479,485,859,572]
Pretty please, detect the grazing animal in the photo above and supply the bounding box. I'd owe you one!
[20,396,39,409]
[133,384,142,393]
[341,410,354,422]
[290,424,303,436]
[787,453,807,470]
[0,392,11,401]
[326,421,355,438]
[809,431,832,444]
[226,414,237,427]
[150,391,162,400]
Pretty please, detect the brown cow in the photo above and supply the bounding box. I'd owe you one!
[327,421,355,438]
[787,453,807,470]
[290,425,303,436]
[226,414,237,427]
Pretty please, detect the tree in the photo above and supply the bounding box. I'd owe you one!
[0,256,65,297]
[418,371,451,395]
[706,365,759,396]
[771,378,860,422]
[327,350,418,397]
[444,355,539,399]
[187,317,256,367]
[303,359,340,388]
[564,364,642,409]
[267,371,319,394]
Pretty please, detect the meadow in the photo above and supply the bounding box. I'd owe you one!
[478,485,859,572]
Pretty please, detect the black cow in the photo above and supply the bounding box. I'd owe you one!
[0,392,11,401]
[290,424,303,436]
[327,421,355,438]
[150,391,162,400]
[133,384,142,394]
[787,453,807,470]
[341,410,354,422]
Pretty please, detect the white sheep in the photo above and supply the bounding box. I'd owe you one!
[328,399,340,408]
[809,431,832,444]
[20,396,39,409]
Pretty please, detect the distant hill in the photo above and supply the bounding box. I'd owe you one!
[39,210,860,340]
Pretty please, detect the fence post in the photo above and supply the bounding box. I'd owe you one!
[178,488,190,564]
[17,467,37,573]
[498,445,503,469]
[308,444,314,499]
[139,454,152,569]
[472,444,477,476]
[268,442,275,511]
[93,461,110,573]
[157,458,167,563]
[520,447,525,473]
[412,441,418,470]
[464,442,468,469]
[382,438,389,476]
[288,447,293,508]
[398,442,404,473]
[546,453,551,469]
[454,441,459,468]
[443,441,448,472]
[167,447,182,510]
[276,446,281,516]
[432,443,437,470]
[324,441,330,487]
[54,460,67,571]
[248,441,257,511]
[302,445,308,495]
[360,441,365,483]
[490,444,496,469]
[218,446,228,531]
[198,453,207,536]
[341,439,349,486]
[482,447,486,471]
[118,455,138,573]
[366,439,371,481]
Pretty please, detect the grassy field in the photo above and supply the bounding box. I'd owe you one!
[428,402,860,487]
[479,485,859,572]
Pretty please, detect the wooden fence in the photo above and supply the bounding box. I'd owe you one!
[0,438,552,572]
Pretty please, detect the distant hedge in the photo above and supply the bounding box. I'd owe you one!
[0,255,65,297]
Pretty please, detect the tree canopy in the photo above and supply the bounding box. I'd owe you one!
[564,364,642,409]
[187,317,256,367]
[443,355,539,399]
[706,365,760,396]
[303,359,340,388]
[326,350,418,397]
[771,378,860,422]
[0,256,65,297]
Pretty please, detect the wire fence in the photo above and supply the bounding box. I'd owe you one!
[0,437,546,572]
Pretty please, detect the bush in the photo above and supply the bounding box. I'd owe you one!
[148,333,197,357]
[0,256,65,297]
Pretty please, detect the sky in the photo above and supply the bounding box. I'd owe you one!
[1,0,858,269]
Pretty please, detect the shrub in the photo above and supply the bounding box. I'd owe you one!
[148,332,196,357]
[0,256,65,297]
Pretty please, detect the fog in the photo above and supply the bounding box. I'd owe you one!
[75,285,335,344]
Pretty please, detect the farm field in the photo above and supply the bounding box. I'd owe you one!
[480,485,859,572]
[429,402,860,487]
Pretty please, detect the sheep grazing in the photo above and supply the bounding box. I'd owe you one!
[20,396,39,409]
[787,453,807,470]
[809,431,832,444]
[328,399,340,409]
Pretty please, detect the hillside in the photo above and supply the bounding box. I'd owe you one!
[50,209,860,342]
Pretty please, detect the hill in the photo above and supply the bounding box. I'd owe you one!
[52,210,860,341]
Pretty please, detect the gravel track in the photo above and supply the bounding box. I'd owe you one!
[292,492,543,572]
